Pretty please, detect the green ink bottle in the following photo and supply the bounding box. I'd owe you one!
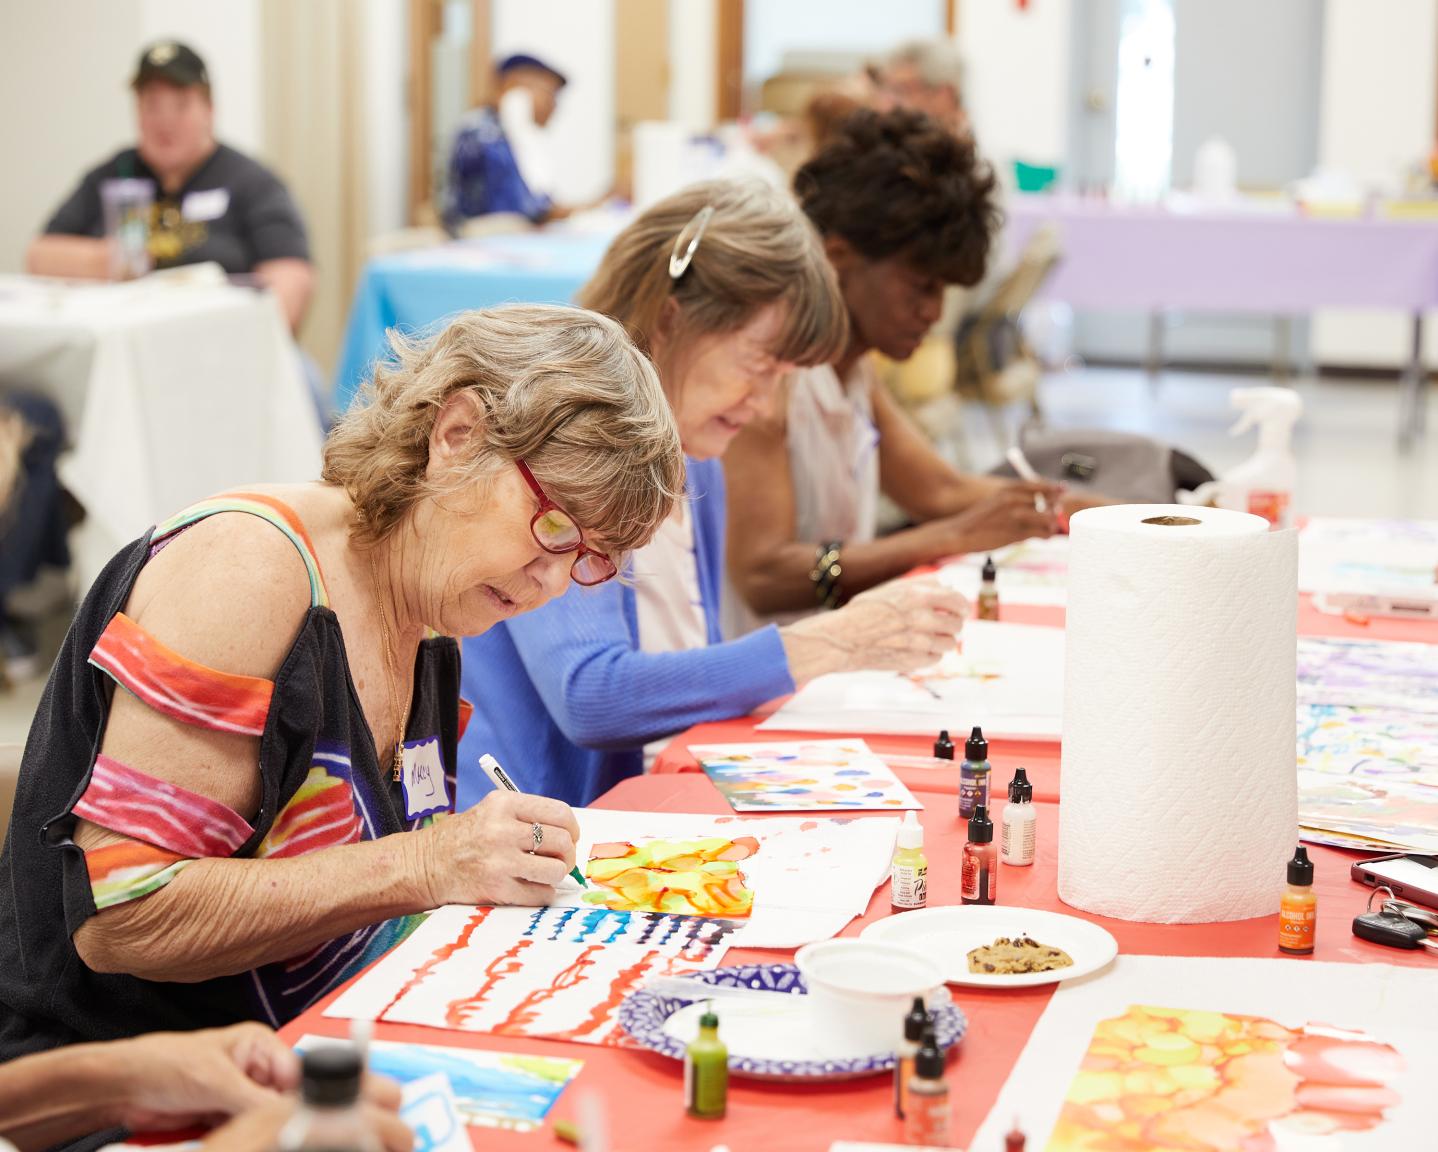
[685,1004,728,1119]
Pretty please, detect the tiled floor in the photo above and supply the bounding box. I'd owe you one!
[1,367,1434,746]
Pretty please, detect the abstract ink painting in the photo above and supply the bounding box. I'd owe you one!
[690,739,922,812]
[583,836,759,916]
[1047,1005,1405,1151]
[326,905,736,1047]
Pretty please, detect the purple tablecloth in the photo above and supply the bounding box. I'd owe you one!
[1005,196,1438,313]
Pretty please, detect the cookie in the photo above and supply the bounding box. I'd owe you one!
[966,934,1074,975]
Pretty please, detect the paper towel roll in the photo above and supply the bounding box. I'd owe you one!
[1058,504,1297,923]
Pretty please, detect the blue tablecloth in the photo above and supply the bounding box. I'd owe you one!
[334,231,615,410]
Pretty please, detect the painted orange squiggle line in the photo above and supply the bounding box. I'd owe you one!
[492,944,607,1036]
[378,907,491,1021]
[442,935,531,1029]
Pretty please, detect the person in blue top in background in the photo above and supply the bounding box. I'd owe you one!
[456,179,970,809]
[445,53,568,229]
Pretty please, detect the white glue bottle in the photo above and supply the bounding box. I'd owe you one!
[1001,767,1036,866]
[890,810,928,912]
[1178,386,1301,528]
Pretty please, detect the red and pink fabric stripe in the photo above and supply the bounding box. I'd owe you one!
[73,755,253,859]
[89,612,274,738]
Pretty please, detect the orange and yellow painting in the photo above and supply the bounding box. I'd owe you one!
[583,836,760,919]
[1048,1005,1405,1152]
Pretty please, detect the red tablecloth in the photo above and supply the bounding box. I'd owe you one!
[278,774,1431,1152]
[653,595,1438,802]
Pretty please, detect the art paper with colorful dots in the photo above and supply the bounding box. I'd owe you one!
[690,738,922,812]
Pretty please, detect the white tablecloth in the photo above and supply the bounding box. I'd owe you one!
[0,272,324,592]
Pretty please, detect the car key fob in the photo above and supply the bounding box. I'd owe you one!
[1353,911,1430,949]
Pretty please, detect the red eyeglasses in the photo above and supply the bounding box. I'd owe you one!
[515,459,618,586]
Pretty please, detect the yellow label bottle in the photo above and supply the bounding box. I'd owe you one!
[891,811,927,912]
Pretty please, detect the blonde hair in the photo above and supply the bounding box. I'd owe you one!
[578,179,847,370]
[323,304,685,552]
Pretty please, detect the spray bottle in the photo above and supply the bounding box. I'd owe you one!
[1178,387,1301,528]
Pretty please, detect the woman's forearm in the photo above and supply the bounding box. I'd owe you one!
[74,829,435,984]
[0,1044,132,1150]
[736,526,949,616]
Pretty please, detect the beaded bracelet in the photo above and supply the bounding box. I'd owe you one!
[810,540,845,609]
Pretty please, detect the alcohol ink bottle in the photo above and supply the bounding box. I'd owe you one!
[894,996,929,1119]
[685,1005,728,1118]
[279,1047,380,1152]
[891,811,928,912]
[977,555,999,620]
[961,804,997,905]
[904,1026,949,1147]
[1278,845,1316,955]
[959,726,990,819]
[1005,1117,1027,1151]
[1001,767,1036,867]
[933,729,955,761]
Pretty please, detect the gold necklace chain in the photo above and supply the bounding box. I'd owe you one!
[369,549,415,783]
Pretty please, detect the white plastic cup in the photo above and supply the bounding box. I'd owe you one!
[793,940,943,1056]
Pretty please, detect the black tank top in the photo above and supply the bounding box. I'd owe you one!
[0,494,463,1064]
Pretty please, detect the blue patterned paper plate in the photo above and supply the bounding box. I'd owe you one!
[618,963,967,1082]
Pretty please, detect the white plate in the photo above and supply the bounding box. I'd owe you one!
[859,905,1118,988]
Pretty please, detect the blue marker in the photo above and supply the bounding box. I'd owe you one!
[478,753,588,888]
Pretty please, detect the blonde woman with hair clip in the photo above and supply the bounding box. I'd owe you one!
[457,180,968,811]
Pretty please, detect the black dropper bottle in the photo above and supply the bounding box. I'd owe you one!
[933,729,955,761]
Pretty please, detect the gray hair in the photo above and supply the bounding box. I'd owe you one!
[323,304,686,553]
[886,38,965,93]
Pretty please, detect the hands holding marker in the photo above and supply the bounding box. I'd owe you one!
[479,754,588,889]
[415,756,583,908]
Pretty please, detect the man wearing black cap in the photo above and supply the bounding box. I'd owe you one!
[26,41,314,332]
[445,52,572,229]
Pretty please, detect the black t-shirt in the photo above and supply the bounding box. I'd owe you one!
[44,144,310,273]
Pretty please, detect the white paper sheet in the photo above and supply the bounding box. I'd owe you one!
[326,905,732,1046]
[759,620,1065,740]
[554,808,900,946]
[1297,518,1438,595]
[933,536,1072,606]
[974,955,1436,1151]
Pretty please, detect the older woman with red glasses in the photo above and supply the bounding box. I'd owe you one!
[0,305,683,1133]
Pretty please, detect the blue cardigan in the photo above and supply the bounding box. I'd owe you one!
[456,457,795,809]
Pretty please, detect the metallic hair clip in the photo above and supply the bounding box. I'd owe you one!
[668,206,715,280]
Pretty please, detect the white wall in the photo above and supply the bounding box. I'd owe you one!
[959,0,1072,172]
[1313,0,1438,369]
[492,0,615,203]
[742,0,944,83]
[669,0,716,130]
[0,0,142,272]
[363,0,410,238]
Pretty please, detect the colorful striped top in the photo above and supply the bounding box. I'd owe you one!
[0,492,468,1066]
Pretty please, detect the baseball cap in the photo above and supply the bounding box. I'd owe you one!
[131,41,210,90]
[497,53,567,89]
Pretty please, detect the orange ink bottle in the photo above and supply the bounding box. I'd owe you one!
[1279,845,1316,955]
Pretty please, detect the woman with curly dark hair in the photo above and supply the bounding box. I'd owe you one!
[724,108,1077,628]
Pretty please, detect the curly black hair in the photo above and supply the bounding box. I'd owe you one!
[794,107,1002,288]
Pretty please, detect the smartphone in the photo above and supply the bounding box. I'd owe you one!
[1351,853,1438,911]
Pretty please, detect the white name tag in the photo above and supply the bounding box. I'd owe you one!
[181,187,230,222]
[400,736,451,821]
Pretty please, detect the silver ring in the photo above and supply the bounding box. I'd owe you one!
[531,822,544,852]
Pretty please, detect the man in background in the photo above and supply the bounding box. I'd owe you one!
[27,41,313,333]
[878,38,971,141]
[445,53,573,229]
